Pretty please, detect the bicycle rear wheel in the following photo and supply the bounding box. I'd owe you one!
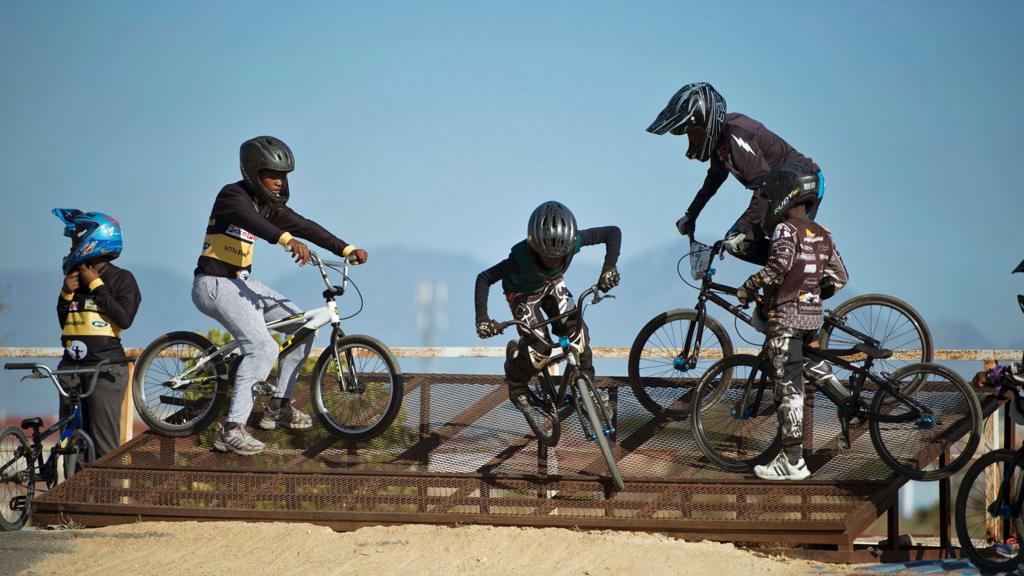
[690,354,782,473]
[820,294,933,397]
[628,309,733,420]
[0,426,33,531]
[520,378,561,447]
[576,374,624,491]
[133,331,228,437]
[954,449,1024,573]
[870,363,981,481]
[311,335,404,441]
[61,429,95,480]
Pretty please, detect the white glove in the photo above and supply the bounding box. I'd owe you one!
[723,232,748,255]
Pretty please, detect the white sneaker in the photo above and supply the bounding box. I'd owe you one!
[753,452,810,481]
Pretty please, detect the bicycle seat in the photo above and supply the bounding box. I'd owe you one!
[824,343,893,360]
[20,417,43,430]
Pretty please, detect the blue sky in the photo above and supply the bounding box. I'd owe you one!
[1,0,1022,348]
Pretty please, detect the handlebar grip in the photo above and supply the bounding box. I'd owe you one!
[4,363,39,370]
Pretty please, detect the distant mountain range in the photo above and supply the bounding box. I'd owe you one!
[0,242,1011,351]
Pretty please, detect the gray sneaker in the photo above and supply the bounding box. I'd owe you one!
[213,425,265,456]
[258,401,313,430]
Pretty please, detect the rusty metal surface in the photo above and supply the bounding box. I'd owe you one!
[3,346,1022,361]
[30,370,997,556]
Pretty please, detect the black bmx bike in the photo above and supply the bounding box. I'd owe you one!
[628,234,934,420]
[0,357,132,530]
[132,251,403,441]
[955,365,1024,571]
[688,329,981,481]
[484,285,624,491]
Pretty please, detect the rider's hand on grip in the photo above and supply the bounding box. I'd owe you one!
[347,248,368,265]
[676,212,695,236]
[476,319,502,339]
[736,283,757,307]
[597,266,620,292]
[286,238,311,265]
[723,231,748,255]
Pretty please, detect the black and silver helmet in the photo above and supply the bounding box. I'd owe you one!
[240,136,295,207]
[761,164,820,233]
[646,82,726,162]
[527,201,578,258]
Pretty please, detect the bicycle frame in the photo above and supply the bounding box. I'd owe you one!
[3,358,128,487]
[499,285,614,438]
[731,344,934,435]
[677,236,881,370]
[165,252,364,392]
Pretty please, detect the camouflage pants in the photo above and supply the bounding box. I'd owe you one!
[765,322,845,451]
[505,279,592,385]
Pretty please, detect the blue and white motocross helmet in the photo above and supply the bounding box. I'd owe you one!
[52,208,123,275]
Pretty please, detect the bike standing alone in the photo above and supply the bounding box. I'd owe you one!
[193,136,368,456]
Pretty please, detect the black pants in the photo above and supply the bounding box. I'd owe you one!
[57,362,128,460]
[504,280,593,387]
[725,220,771,266]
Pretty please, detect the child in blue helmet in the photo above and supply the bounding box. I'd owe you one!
[53,208,142,459]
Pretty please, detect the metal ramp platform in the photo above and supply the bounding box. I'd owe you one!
[31,373,992,562]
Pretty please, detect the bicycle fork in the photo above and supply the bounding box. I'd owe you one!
[563,337,614,441]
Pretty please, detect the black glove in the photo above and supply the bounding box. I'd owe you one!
[736,278,758,306]
[675,212,695,236]
[476,319,502,339]
[597,266,620,292]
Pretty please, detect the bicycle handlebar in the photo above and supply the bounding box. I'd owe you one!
[308,250,352,296]
[489,285,613,347]
[4,356,134,399]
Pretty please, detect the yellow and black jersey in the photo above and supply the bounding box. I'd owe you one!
[57,263,141,364]
[194,182,355,278]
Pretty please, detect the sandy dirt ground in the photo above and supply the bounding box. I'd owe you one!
[0,521,835,576]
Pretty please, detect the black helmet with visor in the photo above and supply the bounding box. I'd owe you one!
[646,82,727,163]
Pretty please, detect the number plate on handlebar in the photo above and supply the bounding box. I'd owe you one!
[690,239,713,281]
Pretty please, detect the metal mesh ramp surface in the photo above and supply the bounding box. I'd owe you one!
[32,373,993,560]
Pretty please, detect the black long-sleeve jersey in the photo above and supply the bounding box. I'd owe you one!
[687,113,820,230]
[57,263,141,364]
[474,226,621,322]
[195,181,355,278]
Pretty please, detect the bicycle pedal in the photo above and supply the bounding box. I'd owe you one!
[10,495,27,511]
[251,381,275,396]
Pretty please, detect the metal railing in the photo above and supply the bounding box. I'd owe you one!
[2,346,1021,360]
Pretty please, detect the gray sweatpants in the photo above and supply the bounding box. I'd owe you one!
[192,275,313,425]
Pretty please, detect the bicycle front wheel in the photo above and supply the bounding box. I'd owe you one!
[691,354,782,473]
[870,363,981,481]
[312,335,404,441]
[820,294,933,396]
[576,374,624,491]
[955,449,1024,573]
[133,331,228,437]
[0,426,33,531]
[628,309,733,420]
